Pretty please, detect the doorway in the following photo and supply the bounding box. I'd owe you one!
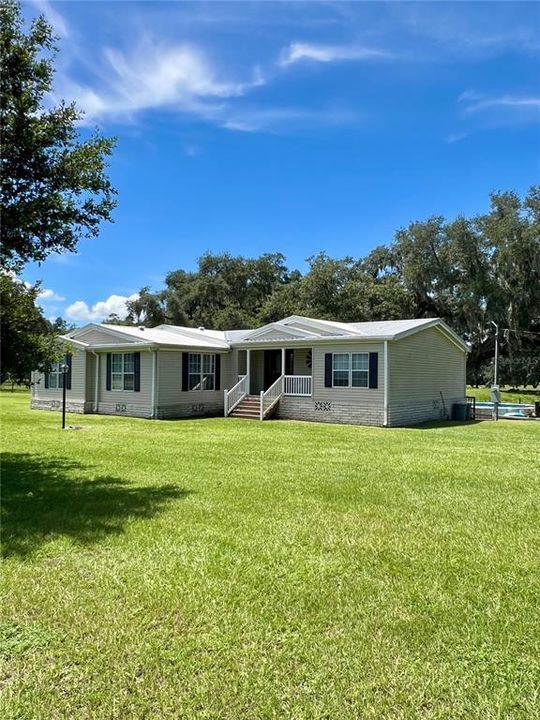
[263,350,281,390]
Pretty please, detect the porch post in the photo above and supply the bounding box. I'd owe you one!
[246,349,251,394]
[281,347,286,376]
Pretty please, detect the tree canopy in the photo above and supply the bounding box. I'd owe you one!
[116,187,539,387]
[0,0,116,271]
[0,1,116,384]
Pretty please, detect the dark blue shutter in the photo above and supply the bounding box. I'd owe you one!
[106,353,112,391]
[66,354,72,390]
[324,353,332,387]
[369,352,378,389]
[182,352,189,391]
[134,352,141,392]
[215,354,221,391]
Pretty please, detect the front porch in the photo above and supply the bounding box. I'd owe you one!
[238,347,312,396]
[225,347,312,419]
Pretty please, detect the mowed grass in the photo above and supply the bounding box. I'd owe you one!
[467,386,540,404]
[1,391,540,720]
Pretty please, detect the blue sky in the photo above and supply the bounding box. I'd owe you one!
[22,1,540,324]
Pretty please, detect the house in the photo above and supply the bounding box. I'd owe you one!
[31,315,468,427]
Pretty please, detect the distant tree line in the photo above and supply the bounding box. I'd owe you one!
[108,187,540,387]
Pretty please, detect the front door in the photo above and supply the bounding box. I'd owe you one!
[263,350,281,390]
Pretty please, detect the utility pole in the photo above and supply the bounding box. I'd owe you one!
[490,321,500,421]
[491,321,499,386]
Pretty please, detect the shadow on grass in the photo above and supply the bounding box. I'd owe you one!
[405,420,487,430]
[1,452,188,558]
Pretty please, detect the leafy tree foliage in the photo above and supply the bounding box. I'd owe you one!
[127,187,539,387]
[0,2,115,383]
[0,1,116,271]
[0,274,65,385]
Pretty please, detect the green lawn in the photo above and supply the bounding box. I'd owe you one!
[467,386,540,404]
[2,391,539,719]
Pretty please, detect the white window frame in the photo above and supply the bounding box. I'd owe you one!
[47,362,62,389]
[332,352,369,388]
[111,352,135,392]
[188,353,216,391]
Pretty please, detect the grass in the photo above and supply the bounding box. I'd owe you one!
[467,386,540,404]
[1,391,540,719]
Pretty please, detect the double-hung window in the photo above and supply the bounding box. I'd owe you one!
[188,353,215,391]
[111,352,135,391]
[332,352,369,388]
[46,362,62,389]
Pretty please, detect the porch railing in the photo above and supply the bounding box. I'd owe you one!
[283,375,312,396]
[260,375,283,420]
[224,375,248,416]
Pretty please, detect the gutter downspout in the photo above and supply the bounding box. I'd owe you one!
[383,340,389,427]
[91,351,99,413]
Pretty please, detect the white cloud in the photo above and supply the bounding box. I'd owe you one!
[66,293,139,323]
[38,288,65,302]
[279,42,392,67]
[57,38,265,124]
[221,106,360,133]
[459,92,540,114]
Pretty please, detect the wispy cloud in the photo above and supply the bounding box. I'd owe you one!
[459,91,540,115]
[56,37,265,125]
[65,293,139,323]
[221,106,360,133]
[279,42,392,67]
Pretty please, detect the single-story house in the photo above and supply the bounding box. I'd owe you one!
[31,315,468,427]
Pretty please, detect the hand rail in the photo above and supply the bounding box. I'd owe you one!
[283,375,312,396]
[260,375,283,420]
[224,375,248,416]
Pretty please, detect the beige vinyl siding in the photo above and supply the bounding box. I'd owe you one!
[32,349,86,401]
[157,350,229,405]
[96,349,153,416]
[31,349,90,413]
[292,348,312,376]
[387,327,466,425]
[155,349,234,418]
[312,343,384,405]
[274,343,384,426]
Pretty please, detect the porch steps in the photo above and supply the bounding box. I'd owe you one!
[229,395,261,419]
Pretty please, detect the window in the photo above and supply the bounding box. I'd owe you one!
[47,362,62,389]
[111,352,135,391]
[188,353,215,391]
[332,353,368,388]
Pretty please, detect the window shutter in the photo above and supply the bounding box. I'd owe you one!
[285,349,294,375]
[44,371,49,389]
[324,353,332,387]
[106,353,112,391]
[215,354,221,391]
[182,352,189,391]
[369,352,378,389]
[66,354,72,390]
[134,352,141,392]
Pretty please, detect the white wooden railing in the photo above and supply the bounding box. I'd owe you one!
[283,375,312,396]
[260,375,283,420]
[224,375,248,416]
